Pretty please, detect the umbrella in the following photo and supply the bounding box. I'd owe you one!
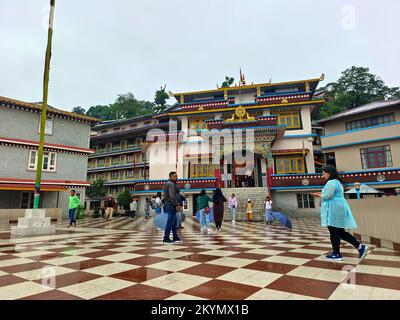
[345,184,384,194]
[270,211,292,229]
[195,208,215,223]
[153,213,181,230]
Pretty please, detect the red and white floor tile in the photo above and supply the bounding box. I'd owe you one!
[0,215,399,300]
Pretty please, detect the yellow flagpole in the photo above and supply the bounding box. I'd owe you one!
[34,0,56,208]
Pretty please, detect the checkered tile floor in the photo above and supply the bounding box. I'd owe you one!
[0,215,399,300]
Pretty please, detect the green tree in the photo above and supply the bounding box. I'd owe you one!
[86,105,113,121]
[221,76,235,88]
[72,106,85,114]
[154,85,170,113]
[86,179,107,217]
[316,66,400,119]
[117,189,131,214]
[111,93,155,119]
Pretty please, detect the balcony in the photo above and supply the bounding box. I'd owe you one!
[88,147,142,159]
[321,122,400,151]
[87,162,149,173]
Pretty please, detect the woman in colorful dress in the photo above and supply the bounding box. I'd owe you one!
[311,165,368,261]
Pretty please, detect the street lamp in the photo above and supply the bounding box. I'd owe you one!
[354,182,361,200]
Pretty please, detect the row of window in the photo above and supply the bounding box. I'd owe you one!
[345,113,395,131]
[99,122,155,136]
[94,138,144,153]
[89,168,145,181]
[89,154,145,168]
[189,164,219,177]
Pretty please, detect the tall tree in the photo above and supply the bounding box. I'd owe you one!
[111,92,155,119]
[221,76,235,88]
[72,106,85,115]
[316,66,400,119]
[86,105,114,121]
[154,85,170,113]
[86,179,107,216]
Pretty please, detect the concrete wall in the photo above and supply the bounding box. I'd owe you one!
[271,191,321,217]
[349,197,400,244]
[0,145,89,181]
[0,107,91,148]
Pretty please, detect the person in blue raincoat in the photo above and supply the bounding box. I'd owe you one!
[311,165,368,262]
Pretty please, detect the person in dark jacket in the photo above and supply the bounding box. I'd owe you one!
[162,171,182,244]
[212,188,227,231]
[197,189,212,232]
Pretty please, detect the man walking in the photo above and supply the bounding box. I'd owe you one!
[105,195,116,221]
[162,171,182,244]
[68,190,80,228]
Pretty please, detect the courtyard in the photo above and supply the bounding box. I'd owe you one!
[0,216,399,300]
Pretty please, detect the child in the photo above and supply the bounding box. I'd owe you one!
[197,189,212,232]
[130,198,137,220]
[246,199,253,222]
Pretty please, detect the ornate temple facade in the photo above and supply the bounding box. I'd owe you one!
[89,75,327,217]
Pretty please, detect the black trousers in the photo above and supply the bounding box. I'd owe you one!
[328,226,360,254]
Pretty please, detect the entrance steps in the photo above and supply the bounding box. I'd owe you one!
[221,187,269,222]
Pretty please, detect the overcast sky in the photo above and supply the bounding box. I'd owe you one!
[1,0,399,111]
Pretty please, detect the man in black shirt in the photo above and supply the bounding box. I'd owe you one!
[162,171,182,244]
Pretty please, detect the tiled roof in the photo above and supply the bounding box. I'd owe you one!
[0,96,100,123]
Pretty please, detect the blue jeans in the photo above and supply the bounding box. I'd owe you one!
[230,207,236,221]
[155,207,162,214]
[163,203,179,241]
[200,209,210,228]
[69,208,77,225]
[130,210,136,219]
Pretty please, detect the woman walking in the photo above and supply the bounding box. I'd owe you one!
[311,165,368,261]
[145,198,152,221]
[213,188,227,232]
[196,189,212,232]
[229,193,237,224]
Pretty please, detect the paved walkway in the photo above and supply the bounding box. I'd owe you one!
[0,215,399,300]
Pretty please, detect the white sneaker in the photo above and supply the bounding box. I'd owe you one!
[207,228,212,233]
[232,220,235,224]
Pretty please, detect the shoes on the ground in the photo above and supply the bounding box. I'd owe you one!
[326,253,343,261]
[358,244,369,260]
[232,220,235,224]
[163,239,174,244]
[173,238,182,243]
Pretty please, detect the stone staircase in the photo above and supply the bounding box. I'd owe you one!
[221,187,269,222]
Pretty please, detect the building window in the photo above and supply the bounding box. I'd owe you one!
[189,119,207,133]
[130,124,137,129]
[111,156,120,166]
[112,141,120,151]
[97,144,105,153]
[126,169,134,178]
[101,130,108,135]
[275,111,301,129]
[20,192,34,209]
[110,186,118,195]
[190,164,216,177]
[28,150,57,172]
[127,139,135,148]
[110,171,119,180]
[275,156,305,174]
[297,194,315,209]
[126,154,134,164]
[38,116,54,135]
[113,128,120,133]
[346,113,395,131]
[360,145,393,169]
[97,158,105,167]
